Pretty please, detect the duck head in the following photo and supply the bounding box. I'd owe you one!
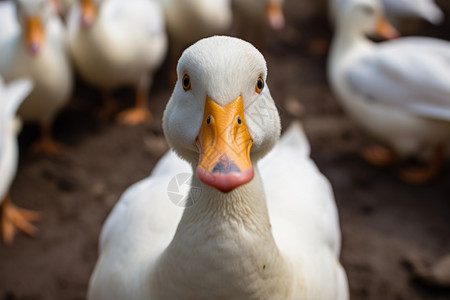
[79,0,100,28]
[337,0,399,40]
[163,36,281,193]
[16,0,54,56]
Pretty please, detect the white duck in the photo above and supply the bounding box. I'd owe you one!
[0,76,40,244]
[328,0,450,182]
[67,0,167,125]
[88,36,348,299]
[158,0,233,81]
[0,0,73,155]
[329,0,444,26]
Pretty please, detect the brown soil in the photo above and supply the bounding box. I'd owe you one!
[1,0,450,299]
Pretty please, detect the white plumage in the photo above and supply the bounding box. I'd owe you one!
[382,0,443,25]
[329,0,444,25]
[88,36,348,300]
[67,0,167,124]
[328,0,450,181]
[0,76,33,200]
[0,0,73,155]
[160,0,232,49]
[0,75,40,244]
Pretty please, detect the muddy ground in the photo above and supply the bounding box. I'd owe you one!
[1,0,450,299]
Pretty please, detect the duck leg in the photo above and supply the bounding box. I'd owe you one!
[116,75,152,125]
[98,90,119,121]
[32,123,63,156]
[1,194,41,244]
[400,144,446,184]
[361,144,397,167]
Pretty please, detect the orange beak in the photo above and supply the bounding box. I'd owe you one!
[81,0,98,28]
[375,14,399,40]
[51,0,63,16]
[196,96,254,193]
[266,1,285,30]
[25,17,44,56]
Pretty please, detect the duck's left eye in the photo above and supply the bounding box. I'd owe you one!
[182,74,191,91]
[255,76,264,94]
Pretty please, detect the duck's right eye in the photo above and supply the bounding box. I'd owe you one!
[182,74,191,91]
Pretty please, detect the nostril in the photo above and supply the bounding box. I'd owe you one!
[212,156,241,174]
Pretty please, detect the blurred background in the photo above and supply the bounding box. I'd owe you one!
[0,0,449,299]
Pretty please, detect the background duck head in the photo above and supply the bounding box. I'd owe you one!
[163,36,281,192]
[15,0,56,56]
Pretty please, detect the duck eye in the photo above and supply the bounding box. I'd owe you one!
[182,74,191,91]
[206,115,211,125]
[255,76,264,94]
[237,116,242,125]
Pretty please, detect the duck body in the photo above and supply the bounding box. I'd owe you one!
[68,0,167,91]
[0,0,72,126]
[0,78,25,195]
[383,0,443,25]
[89,126,347,299]
[88,36,348,300]
[162,0,232,48]
[0,110,22,203]
[328,0,450,157]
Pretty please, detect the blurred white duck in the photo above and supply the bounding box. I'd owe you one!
[0,76,40,244]
[67,0,167,125]
[163,0,232,47]
[158,0,232,81]
[383,0,443,25]
[329,0,444,26]
[0,0,73,155]
[328,0,450,182]
[88,36,348,300]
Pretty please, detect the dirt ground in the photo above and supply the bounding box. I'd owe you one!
[1,0,450,299]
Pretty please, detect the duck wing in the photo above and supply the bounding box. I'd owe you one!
[348,37,450,121]
[260,122,342,258]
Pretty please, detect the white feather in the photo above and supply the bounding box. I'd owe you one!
[328,0,450,156]
[68,0,167,91]
[0,76,33,202]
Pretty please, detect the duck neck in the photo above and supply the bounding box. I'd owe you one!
[151,165,293,299]
[330,22,373,66]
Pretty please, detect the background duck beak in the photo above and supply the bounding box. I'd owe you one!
[25,17,44,56]
[196,96,254,193]
[375,14,399,40]
[81,0,98,28]
[266,0,285,30]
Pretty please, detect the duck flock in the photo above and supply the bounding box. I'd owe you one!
[0,0,449,299]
